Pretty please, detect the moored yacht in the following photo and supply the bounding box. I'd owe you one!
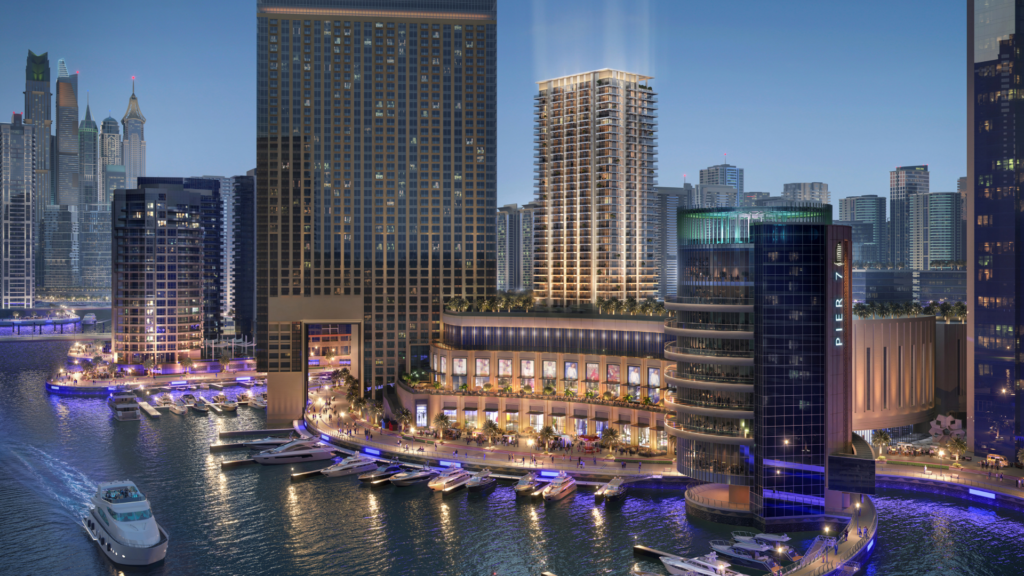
[427,466,472,491]
[732,531,800,561]
[168,400,187,415]
[358,462,404,483]
[250,395,267,409]
[190,398,209,413]
[709,540,780,571]
[155,393,173,406]
[513,472,545,496]
[211,393,228,404]
[108,392,141,421]
[390,465,439,486]
[660,552,742,576]
[322,454,379,477]
[541,471,576,501]
[242,436,295,450]
[253,439,335,464]
[82,481,168,566]
[220,399,238,412]
[180,393,197,406]
[235,391,250,405]
[596,477,627,501]
[467,468,496,492]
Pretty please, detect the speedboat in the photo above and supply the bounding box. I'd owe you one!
[190,398,209,413]
[168,400,187,415]
[709,540,780,571]
[390,466,440,486]
[242,436,295,450]
[661,552,743,576]
[250,395,267,409]
[514,472,546,496]
[220,400,238,412]
[541,471,576,501]
[596,477,627,501]
[155,393,173,406]
[732,531,800,561]
[427,466,472,492]
[253,440,335,464]
[235,391,250,405]
[82,481,168,566]
[180,393,197,406]
[467,468,497,492]
[108,392,141,421]
[211,393,228,404]
[358,463,404,483]
[322,455,379,477]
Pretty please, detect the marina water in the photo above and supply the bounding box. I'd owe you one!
[1,341,1023,575]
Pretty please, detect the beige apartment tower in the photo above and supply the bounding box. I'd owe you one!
[533,69,658,307]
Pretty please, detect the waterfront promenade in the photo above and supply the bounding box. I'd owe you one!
[303,389,680,478]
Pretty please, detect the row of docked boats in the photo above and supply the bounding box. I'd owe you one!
[156,390,267,415]
[657,531,800,575]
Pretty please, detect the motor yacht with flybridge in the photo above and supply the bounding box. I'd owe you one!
[358,462,404,483]
[82,481,168,566]
[660,551,744,576]
[467,468,497,492]
[108,391,141,421]
[732,531,801,561]
[322,454,379,477]
[541,471,577,501]
[390,464,440,486]
[427,465,472,491]
[709,540,781,571]
[252,439,335,464]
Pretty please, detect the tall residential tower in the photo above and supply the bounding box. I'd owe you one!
[533,69,658,306]
[889,165,930,267]
[256,0,499,423]
[121,82,146,189]
[55,59,79,205]
[699,163,743,196]
[23,51,52,223]
[0,114,37,308]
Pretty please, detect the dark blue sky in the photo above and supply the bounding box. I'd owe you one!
[1,0,965,208]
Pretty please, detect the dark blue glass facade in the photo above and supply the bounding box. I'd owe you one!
[442,323,665,358]
[971,0,1023,459]
[233,175,256,342]
[752,224,830,522]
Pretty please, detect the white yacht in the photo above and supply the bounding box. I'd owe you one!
[180,393,197,406]
[467,468,497,492]
[234,391,250,405]
[190,398,209,413]
[390,465,439,486]
[82,481,168,566]
[513,472,545,496]
[220,400,238,412]
[322,455,379,477]
[596,477,627,501]
[253,439,335,464]
[709,540,780,571]
[358,463,404,483]
[168,400,187,415]
[211,393,228,404]
[427,466,472,491]
[242,436,295,450]
[250,395,267,409]
[155,393,173,406]
[108,392,141,421]
[541,472,577,501]
[732,531,800,561]
[660,552,742,576]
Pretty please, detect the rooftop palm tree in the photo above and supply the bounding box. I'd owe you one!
[939,301,953,324]
[853,303,869,319]
[866,301,880,319]
[596,296,607,314]
[624,296,639,316]
[952,301,968,322]
[518,292,535,312]
[909,302,923,317]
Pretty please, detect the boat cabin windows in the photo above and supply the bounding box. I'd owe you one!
[108,508,153,522]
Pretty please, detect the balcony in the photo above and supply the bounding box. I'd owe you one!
[664,414,754,446]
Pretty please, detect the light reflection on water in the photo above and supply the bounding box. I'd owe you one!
[2,341,1024,575]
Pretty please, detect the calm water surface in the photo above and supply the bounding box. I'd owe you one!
[1,341,1023,575]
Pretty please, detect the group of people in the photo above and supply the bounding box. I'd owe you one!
[104,487,140,501]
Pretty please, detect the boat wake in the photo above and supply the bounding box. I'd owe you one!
[0,443,97,520]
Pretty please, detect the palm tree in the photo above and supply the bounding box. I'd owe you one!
[519,292,535,312]
[952,301,968,322]
[939,301,953,323]
[871,430,892,457]
[323,347,336,367]
[853,303,869,319]
[948,435,969,461]
[1017,447,1024,467]
[537,425,556,452]
[350,395,368,418]
[179,356,194,375]
[909,302,923,317]
[599,427,620,454]
[331,369,344,384]
[368,400,384,425]
[482,419,502,444]
[219,349,233,371]
[397,408,413,431]
[866,301,880,319]
[496,292,512,312]
[652,301,666,317]
[142,357,155,376]
[596,296,607,314]
[879,302,894,319]
[624,296,639,315]
[433,412,451,434]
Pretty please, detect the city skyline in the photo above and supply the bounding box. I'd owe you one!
[0,0,965,210]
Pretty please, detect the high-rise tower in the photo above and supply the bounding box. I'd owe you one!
[55,59,79,205]
[533,69,658,306]
[0,114,37,308]
[78,103,99,204]
[838,194,888,264]
[909,192,963,270]
[256,0,499,423]
[24,51,52,221]
[100,115,122,202]
[121,81,146,189]
[968,0,1023,459]
[700,163,743,197]
[889,165,929,267]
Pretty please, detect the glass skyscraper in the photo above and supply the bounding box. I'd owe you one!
[256,0,498,422]
[121,83,146,190]
[55,59,79,206]
[969,0,1022,459]
[78,105,99,204]
[889,165,929,267]
[0,114,37,308]
[24,51,52,229]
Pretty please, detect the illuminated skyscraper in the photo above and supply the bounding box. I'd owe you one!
[78,104,99,204]
[533,69,658,306]
[55,59,79,205]
[889,165,929,267]
[256,0,498,422]
[100,115,122,202]
[0,114,37,308]
[121,81,146,189]
[23,51,52,225]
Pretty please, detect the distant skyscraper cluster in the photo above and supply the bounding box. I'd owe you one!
[1,50,149,306]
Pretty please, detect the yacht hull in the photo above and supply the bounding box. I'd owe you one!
[468,478,497,492]
[323,462,378,477]
[390,472,438,486]
[254,451,335,464]
[83,513,168,567]
[543,484,576,501]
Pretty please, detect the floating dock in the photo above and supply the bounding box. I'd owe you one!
[632,545,683,561]
[220,458,258,469]
[138,401,161,418]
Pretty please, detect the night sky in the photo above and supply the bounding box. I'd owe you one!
[0,0,965,210]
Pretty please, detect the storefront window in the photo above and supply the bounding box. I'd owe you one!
[416,404,427,427]
[638,426,650,446]
[586,363,600,382]
[595,420,608,435]
[529,413,544,430]
[648,367,661,403]
[506,413,519,432]
[521,359,535,378]
[498,359,512,377]
[443,409,457,420]
[543,361,557,379]
[564,362,578,380]
[575,418,588,435]
[464,410,478,429]
[551,415,565,433]
[485,410,498,424]
[453,358,467,375]
[628,365,641,385]
[476,358,490,376]
[621,424,632,444]
[607,364,620,383]
[657,430,668,450]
